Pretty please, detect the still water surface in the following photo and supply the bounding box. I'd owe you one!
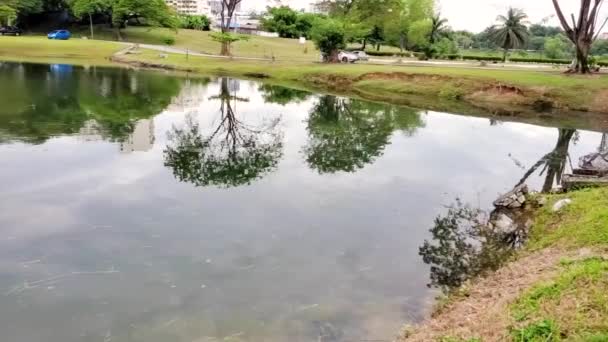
[0,62,605,342]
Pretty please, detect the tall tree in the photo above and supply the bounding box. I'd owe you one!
[552,0,607,73]
[490,7,529,62]
[217,0,243,55]
[429,13,449,44]
[0,4,17,24]
[69,0,110,39]
[383,0,434,51]
[111,0,178,40]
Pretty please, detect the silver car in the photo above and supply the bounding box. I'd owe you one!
[338,51,359,63]
[352,51,369,61]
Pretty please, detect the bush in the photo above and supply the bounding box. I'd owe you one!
[509,57,571,64]
[310,19,346,61]
[461,55,503,62]
[179,15,211,31]
[163,36,175,45]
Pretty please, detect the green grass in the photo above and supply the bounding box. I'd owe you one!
[2,36,608,114]
[46,26,320,62]
[510,258,608,341]
[0,36,122,66]
[117,49,608,113]
[528,188,608,250]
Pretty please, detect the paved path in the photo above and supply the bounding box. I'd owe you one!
[122,43,272,61]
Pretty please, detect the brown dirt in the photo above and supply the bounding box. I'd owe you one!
[590,89,608,113]
[396,248,584,342]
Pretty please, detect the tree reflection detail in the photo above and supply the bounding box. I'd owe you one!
[164,78,283,188]
[304,96,424,174]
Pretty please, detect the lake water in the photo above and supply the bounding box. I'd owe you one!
[0,62,606,342]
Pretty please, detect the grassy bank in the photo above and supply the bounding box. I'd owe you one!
[115,48,608,115]
[2,36,608,117]
[0,36,122,66]
[402,188,608,342]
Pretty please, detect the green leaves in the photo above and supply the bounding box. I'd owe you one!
[310,18,346,59]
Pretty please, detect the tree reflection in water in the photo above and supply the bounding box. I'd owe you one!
[419,200,515,291]
[164,78,283,188]
[516,129,577,192]
[304,95,424,174]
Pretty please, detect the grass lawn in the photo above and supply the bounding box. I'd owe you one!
[2,36,608,114]
[117,49,608,113]
[43,26,320,62]
[0,36,123,66]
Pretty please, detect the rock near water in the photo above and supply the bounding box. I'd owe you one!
[493,184,529,209]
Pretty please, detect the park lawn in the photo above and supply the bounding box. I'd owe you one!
[0,36,123,66]
[2,36,608,113]
[63,26,320,62]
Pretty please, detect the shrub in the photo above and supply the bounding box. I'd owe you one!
[163,36,176,45]
[461,55,503,62]
[179,15,211,31]
[509,57,571,64]
[310,19,346,62]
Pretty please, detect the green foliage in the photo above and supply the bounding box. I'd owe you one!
[592,39,608,56]
[432,37,458,57]
[178,14,210,31]
[111,0,178,29]
[510,320,559,342]
[258,84,310,105]
[0,62,182,144]
[209,31,248,44]
[164,78,283,188]
[304,96,423,174]
[1,0,43,15]
[0,4,17,24]
[261,6,323,39]
[310,18,346,59]
[490,7,529,57]
[162,35,174,45]
[69,0,110,19]
[407,19,432,48]
[543,36,570,59]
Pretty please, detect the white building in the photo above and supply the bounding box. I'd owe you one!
[120,119,155,153]
[600,32,608,41]
[166,0,211,16]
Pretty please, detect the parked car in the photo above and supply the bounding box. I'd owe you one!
[0,26,23,36]
[47,30,71,40]
[338,51,359,63]
[352,51,369,61]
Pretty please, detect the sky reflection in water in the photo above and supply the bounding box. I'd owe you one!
[0,63,605,342]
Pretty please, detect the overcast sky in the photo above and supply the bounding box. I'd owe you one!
[243,0,608,33]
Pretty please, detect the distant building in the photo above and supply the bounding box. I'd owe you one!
[166,0,211,16]
[600,32,608,41]
[120,119,155,153]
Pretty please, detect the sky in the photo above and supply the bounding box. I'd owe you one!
[243,0,608,34]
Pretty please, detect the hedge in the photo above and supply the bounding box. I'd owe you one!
[509,57,571,64]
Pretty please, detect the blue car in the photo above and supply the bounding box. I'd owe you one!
[47,30,71,40]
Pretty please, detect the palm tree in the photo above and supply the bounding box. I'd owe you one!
[430,14,449,44]
[491,8,529,62]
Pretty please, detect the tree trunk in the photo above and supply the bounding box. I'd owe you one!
[362,38,366,50]
[502,48,508,63]
[399,34,405,52]
[376,43,380,51]
[116,27,122,41]
[573,40,591,73]
[221,42,230,56]
[89,13,94,39]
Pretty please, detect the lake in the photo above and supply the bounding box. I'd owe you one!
[0,62,605,342]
